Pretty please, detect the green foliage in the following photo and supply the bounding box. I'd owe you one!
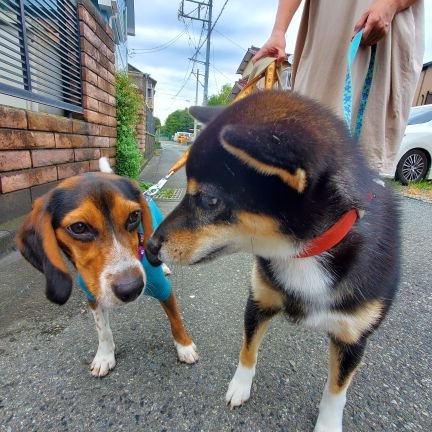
[207,83,232,106]
[115,73,143,179]
[164,108,194,137]
[140,182,175,199]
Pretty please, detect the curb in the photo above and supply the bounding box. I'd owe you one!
[0,215,24,259]
[400,192,432,204]
[0,230,17,259]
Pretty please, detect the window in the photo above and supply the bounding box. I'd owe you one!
[0,0,82,113]
[408,104,432,125]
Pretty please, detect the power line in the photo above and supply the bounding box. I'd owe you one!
[210,63,233,81]
[131,29,188,53]
[214,28,246,51]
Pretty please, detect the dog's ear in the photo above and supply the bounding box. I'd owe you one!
[189,105,225,125]
[16,197,73,305]
[139,194,154,245]
[220,124,307,193]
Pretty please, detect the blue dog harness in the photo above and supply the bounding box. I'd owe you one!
[77,198,171,302]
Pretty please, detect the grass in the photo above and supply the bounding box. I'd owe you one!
[140,181,176,199]
[406,180,432,190]
[392,179,432,199]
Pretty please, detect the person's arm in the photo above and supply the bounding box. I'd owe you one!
[352,0,419,45]
[253,0,302,63]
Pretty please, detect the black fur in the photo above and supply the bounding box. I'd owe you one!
[148,91,400,414]
[332,336,367,388]
[19,224,73,305]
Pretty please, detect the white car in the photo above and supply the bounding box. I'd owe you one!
[394,104,432,184]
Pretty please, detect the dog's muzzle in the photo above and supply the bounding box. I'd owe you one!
[145,237,163,267]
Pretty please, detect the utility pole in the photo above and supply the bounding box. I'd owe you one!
[191,69,205,136]
[203,0,212,105]
[178,0,213,105]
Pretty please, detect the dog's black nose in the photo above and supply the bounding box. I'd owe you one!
[112,273,144,302]
[145,236,163,266]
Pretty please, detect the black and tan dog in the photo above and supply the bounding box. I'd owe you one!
[146,91,400,431]
[16,160,198,377]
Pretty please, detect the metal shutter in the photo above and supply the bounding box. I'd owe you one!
[0,0,83,112]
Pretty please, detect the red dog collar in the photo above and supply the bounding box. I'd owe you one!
[296,193,374,259]
[296,209,360,258]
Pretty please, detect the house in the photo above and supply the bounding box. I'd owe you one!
[93,0,136,71]
[413,61,432,106]
[230,46,293,100]
[0,0,133,223]
[128,64,157,158]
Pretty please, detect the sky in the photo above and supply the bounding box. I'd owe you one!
[128,0,432,124]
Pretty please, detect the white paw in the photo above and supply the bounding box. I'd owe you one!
[91,351,116,377]
[314,384,345,432]
[225,364,255,409]
[174,341,199,364]
[313,422,342,432]
[162,263,172,276]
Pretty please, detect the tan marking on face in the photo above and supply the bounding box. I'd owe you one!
[61,199,104,232]
[187,178,200,195]
[237,212,281,238]
[16,196,70,275]
[163,228,205,263]
[58,194,142,301]
[222,140,307,193]
[251,263,284,310]
[328,339,357,394]
[331,299,384,345]
[239,320,270,369]
[162,211,282,264]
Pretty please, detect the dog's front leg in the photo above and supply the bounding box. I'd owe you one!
[161,291,198,364]
[314,337,367,432]
[90,303,116,377]
[226,293,279,408]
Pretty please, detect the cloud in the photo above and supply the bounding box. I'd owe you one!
[128,0,431,124]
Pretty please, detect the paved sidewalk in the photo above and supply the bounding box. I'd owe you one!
[0,141,431,431]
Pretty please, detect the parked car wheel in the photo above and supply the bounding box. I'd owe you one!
[396,149,429,184]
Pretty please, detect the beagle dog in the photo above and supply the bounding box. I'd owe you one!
[16,158,198,377]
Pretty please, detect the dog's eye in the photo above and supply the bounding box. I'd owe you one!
[66,222,94,241]
[200,195,220,209]
[126,210,141,231]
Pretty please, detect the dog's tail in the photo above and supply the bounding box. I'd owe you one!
[99,157,113,173]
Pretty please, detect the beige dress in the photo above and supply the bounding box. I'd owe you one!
[291,0,424,175]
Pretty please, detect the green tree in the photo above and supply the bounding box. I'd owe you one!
[154,116,161,131]
[207,83,232,106]
[164,109,194,137]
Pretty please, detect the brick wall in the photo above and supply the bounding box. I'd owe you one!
[0,0,117,223]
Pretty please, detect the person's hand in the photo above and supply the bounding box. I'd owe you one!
[253,30,287,64]
[352,0,399,45]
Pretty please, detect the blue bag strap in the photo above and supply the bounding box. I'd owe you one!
[343,30,377,138]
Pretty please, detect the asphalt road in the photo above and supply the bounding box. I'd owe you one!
[0,142,431,431]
